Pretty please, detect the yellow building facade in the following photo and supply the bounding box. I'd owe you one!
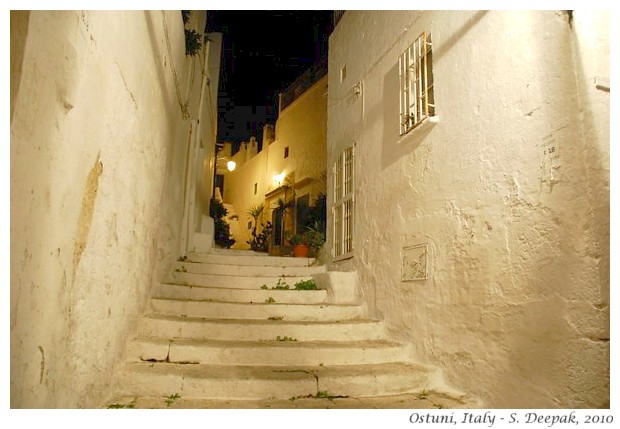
[220,74,328,252]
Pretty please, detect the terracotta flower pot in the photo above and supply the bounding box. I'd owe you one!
[292,244,309,258]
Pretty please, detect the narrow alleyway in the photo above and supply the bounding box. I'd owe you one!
[104,249,475,408]
[11,10,609,410]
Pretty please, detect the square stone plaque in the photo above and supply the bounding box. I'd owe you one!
[402,243,429,281]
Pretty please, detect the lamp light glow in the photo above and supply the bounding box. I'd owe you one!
[273,172,285,185]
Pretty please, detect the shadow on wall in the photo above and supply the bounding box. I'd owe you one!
[380,62,432,170]
[144,10,178,157]
[570,14,610,310]
[432,10,488,64]
[562,13,609,407]
[377,11,488,171]
[10,11,31,122]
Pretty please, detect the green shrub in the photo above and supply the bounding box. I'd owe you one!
[184,29,202,56]
[294,279,318,290]
[210,198,235,248]
[181,10,191,24]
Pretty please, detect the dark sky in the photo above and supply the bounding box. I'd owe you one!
[206,10,333,147]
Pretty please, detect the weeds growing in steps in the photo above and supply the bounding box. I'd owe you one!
[293,279,317,290]
[289,391,349,401]
[276,335,297,342]
[164,393,181,407]
[107,398,136,409]
[260,278,318,291]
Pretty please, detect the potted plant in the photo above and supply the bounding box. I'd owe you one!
[303,194,327,257]
[288,233,310,258]
[305,227,325,254]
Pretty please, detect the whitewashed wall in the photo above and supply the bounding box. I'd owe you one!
[10,10,217,408]
[327,10,609,408]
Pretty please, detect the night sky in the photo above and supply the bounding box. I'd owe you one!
[206,10,333,148]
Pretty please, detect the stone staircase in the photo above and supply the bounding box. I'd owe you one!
[105,249,469,408]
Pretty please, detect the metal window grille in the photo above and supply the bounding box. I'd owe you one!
[399,32,435,135]
[333,146,354,260]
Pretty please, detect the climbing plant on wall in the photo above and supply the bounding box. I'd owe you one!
[210,198,235,248]
[181,10,203,56]
[181,10,190,24]
[184,29,202,56]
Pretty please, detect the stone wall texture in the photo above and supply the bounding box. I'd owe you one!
[10,10,218,408]
[327,10,609,408]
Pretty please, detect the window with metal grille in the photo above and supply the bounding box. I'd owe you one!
[332,146,354,260]
[399,32,435,135]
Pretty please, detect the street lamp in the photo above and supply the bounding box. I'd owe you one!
[218,157,236,172]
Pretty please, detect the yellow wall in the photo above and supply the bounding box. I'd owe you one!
[273,75,328,194]
[223,149,269,247]
[223,75,328,249]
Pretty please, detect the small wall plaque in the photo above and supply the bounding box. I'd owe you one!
[402,243,429,281]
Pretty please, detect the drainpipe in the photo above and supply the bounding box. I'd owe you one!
[180,33,212,256]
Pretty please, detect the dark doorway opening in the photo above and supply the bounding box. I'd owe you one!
[214,174,225,199]
[295,194,310,234]
[272,207,284,245]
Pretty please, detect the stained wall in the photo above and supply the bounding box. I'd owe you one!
[10,10,218,407]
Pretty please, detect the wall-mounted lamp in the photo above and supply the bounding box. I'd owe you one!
[217,157,236,172]
[273,172,286,186]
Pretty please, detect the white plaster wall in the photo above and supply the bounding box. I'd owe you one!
[569,11,610,309]
[327,10,609,408]
[10,10,213,408]
[189,33,222,250]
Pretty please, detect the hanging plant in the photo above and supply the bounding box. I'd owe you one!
[181,10,190,24]
[210,198,236,248]
[185,29,202,56]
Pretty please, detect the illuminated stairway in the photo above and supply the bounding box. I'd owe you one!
[105,249,471,408]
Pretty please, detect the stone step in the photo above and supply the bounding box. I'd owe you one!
[187,251,316,267]
[136,316,388,342]
[127,337,411,366]
[104,391,472,409]
[148,298,367,321]
[155,284,328,304]
[172,260,326,277]
[111,362,436,400]
[170,271,313,289]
